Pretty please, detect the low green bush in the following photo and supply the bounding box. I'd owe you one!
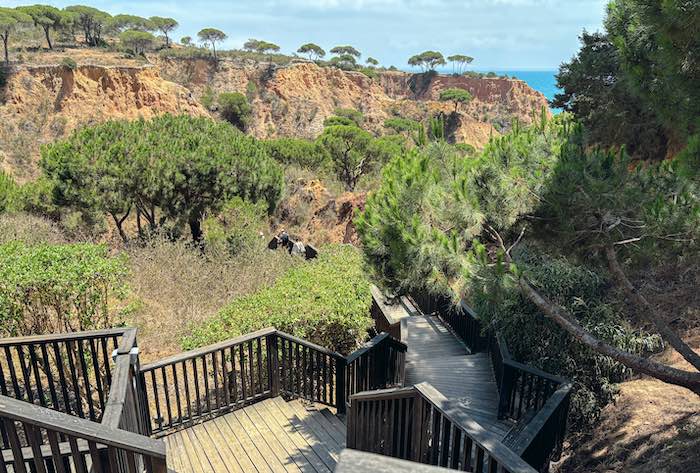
[0,242,128,337]
[203,197,267,256]
[61,57,77,70]
[182,244,373,354]
[0,172,19,213]
[218,92,251,131]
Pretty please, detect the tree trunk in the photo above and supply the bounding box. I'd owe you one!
[517,275,700,395]
[110,209,131,244]
[2,33,8,64]
[43,26,53,50]
[189,217,203,244]
[605,245,700,371]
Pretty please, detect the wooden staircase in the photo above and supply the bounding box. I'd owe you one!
[404,314,512,439]
[165,397,346,473]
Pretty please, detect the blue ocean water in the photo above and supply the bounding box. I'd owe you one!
[491,70,561,112]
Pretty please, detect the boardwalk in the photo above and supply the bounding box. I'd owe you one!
[165,397,346,473]
[402,303,511,439]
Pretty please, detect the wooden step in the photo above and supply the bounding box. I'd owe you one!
[164,397,346,473]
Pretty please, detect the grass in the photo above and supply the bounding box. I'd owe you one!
[123,237,300,362]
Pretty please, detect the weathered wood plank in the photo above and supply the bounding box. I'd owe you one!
[270,397,338,471]
[259,399,331,473]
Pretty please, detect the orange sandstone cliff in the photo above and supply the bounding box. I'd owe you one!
[0,57,549,179]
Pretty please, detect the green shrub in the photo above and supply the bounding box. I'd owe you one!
[0,171,19,213]
[0,242,128,337]
[263,138,328,169]
[61,57,77,70]
[218,92,251,131]
[200,85,216,110]
[469,245,662,428]
[203,197,267,256]
[183,244,373,354]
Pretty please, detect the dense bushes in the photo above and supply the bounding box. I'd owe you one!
[40,115,283,243]
[357,113,693,424]
[469,246,661,427]
[183,244,373,354]
[0,242,128,337]
[218,92,251,130]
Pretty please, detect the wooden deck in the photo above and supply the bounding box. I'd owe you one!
[404,313,511,439]
[164,397,346,473]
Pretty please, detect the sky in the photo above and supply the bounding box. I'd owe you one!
[5,0,609,70]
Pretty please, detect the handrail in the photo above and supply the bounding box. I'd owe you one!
[0,328,129,347]
[0,328,128,425]
[414,383,537,473]
[346,332,407,364]
[344,332,407,413]
[347,383,538,473]
[336,449,459,472]
[140,327,277,371]
[0,394,166,473]
[276,331,345,360]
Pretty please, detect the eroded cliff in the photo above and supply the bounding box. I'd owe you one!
[0,57,549,180]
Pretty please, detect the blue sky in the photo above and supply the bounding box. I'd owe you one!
[6,0,609,70]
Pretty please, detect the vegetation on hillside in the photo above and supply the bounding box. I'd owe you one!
[183,244,373,354]
[0,242,127,337]
[39,115,283,243]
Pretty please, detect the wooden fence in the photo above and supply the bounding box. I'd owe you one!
[347,383,538,473]
[0,328,166,473]
[139,328,407,436]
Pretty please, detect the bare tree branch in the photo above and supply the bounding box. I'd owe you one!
[604,244,700,372]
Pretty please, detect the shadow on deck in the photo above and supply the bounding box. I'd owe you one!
[166,397,345,473]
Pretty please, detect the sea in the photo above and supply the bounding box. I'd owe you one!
[489,70,561,113]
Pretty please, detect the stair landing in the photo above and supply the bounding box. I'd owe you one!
[404,314,511,439]
[164,397,346,473]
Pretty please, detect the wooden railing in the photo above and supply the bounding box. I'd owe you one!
[344,333,407,412]
[0,328,166,473]
[505,384,571,472]
[0,328,129,422]
[139,328,279,436]
[277,332,344,408]
[0,394,166,473]
[140,327,407,436]
[489,334,565,421]
[410,290,572,472]
[336,449,463,472]
[347,383,538,473]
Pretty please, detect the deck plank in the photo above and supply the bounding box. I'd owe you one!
[218,412,276,473]
[270,397,339,471]
[284,400,343,459]
[404,313,512,439]
[260,399,332,473]
[163,398,345,473]
[190,422,235,473]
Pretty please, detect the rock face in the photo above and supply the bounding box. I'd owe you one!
[0,58,548,179]
[157,59,550,145]
[0,64,207,179]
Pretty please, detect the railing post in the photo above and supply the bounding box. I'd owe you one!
[335,357,347,415]
[267,334,280,398]
[497,364,512,419]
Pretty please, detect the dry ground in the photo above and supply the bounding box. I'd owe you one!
[556,260,700,473]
